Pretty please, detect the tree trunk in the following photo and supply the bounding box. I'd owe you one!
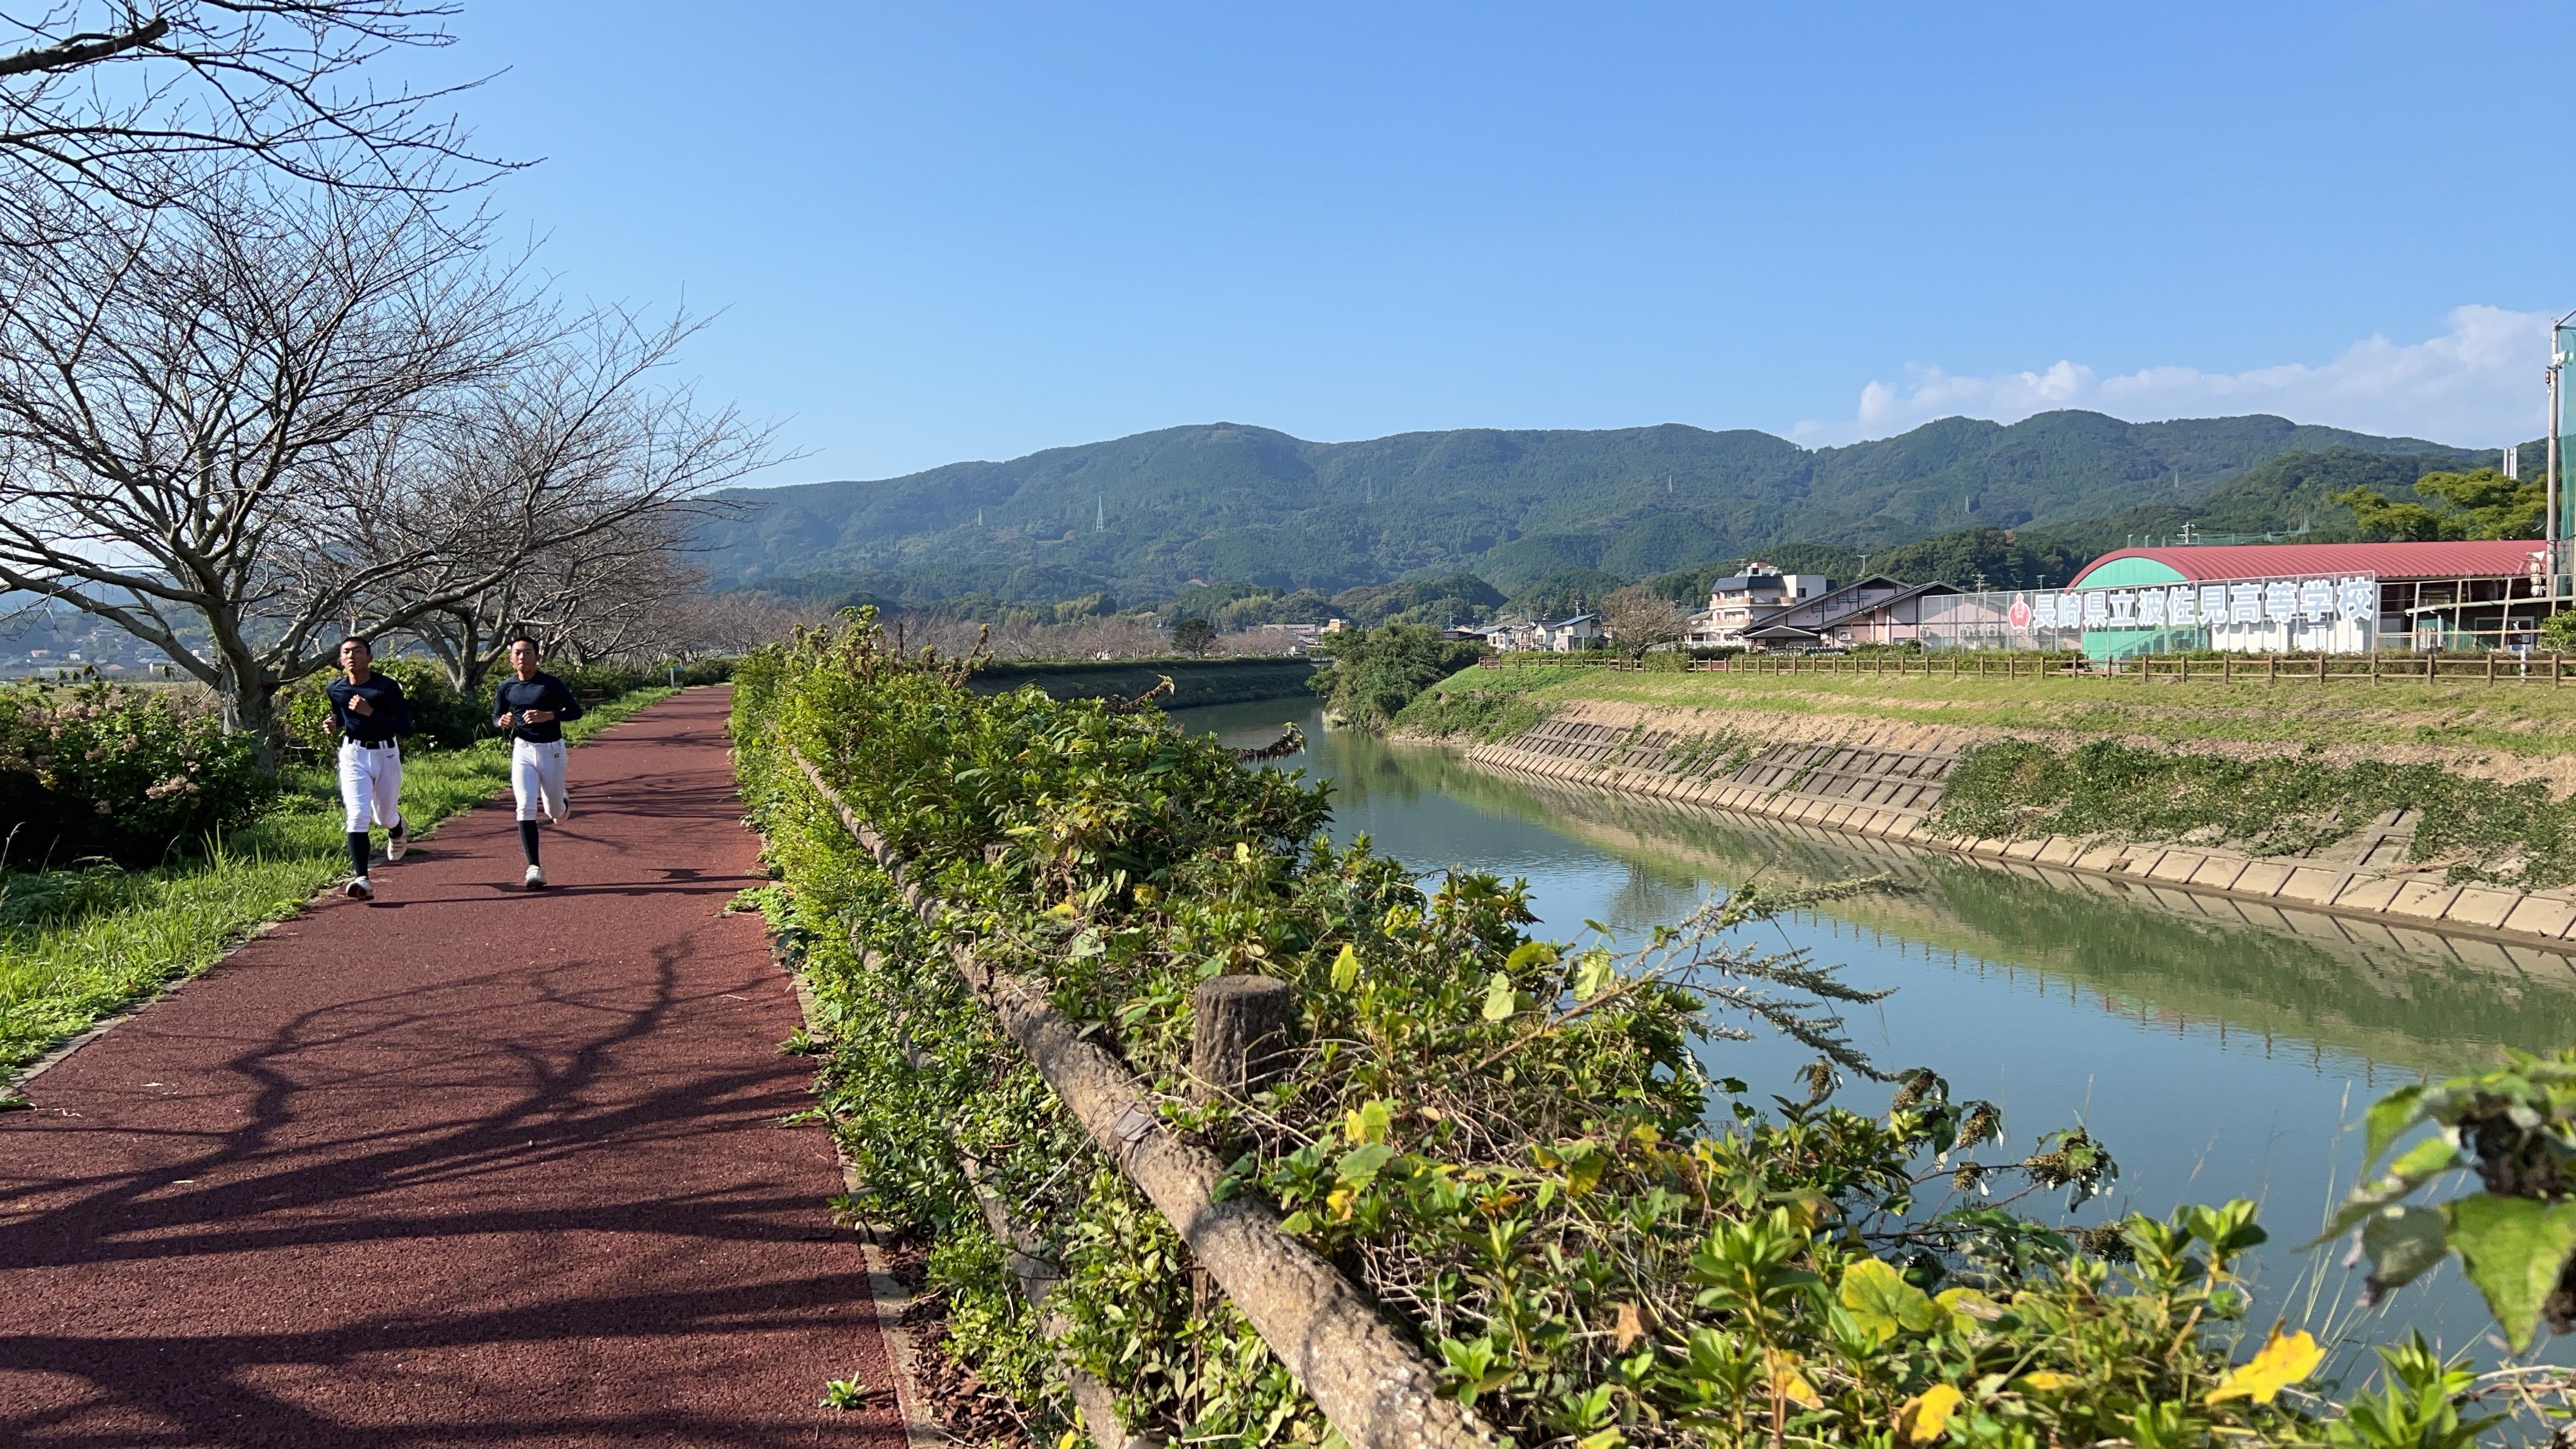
[222,672,285,771]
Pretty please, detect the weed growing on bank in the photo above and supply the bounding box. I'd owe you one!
[1391,662,1589,740]
[0,687,680,1076]
[738,616,2555,1449]
[1934,738,2576,887]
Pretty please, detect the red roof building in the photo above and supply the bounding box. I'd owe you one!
[2068,540,2544,587]
[2056,539,2552,656]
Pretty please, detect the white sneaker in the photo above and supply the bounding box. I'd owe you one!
[387,829,407,863]
[345,876,373,900]
[524,865,546,890]
[548,806,570,826]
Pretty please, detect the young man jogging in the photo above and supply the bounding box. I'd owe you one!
[493,635,584,889]
[324,636,415,900]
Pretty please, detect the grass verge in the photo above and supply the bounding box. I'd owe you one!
[1401,661,2576,757]
[0,686,681,1081]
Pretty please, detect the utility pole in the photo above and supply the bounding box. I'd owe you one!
[2552,309,2576,599]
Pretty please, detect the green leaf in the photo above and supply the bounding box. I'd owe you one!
[1837,1257,1940,1347]
[2442,1194,2576,1351]
[2384,1132,2463,1185]
[1481,972,1519,1021]
[1334,1143,1395,1187]
[1329,943,1360,992]
[1570,948,1616,1001]
[2359,1206,2449,1297]
[1503,941,1560,974]
[2363,1085,2428,1171]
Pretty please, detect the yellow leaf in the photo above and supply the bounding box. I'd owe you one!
[2205,1327,2323,1406]
[1894,1384,1962,1444]
[1764,1348,1822,1410]
[1612,1302,1645,1351]
[1331,943,1360,992]
[1345,1100,1392,1146]
[1325,1187,1356,1221]
[2017,1371,2079,1394]
[1934,1287,2002,1331]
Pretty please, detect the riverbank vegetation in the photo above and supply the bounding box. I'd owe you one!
[1394,659,2576,760]
[1308,624,1486,728]
[0,678,700,1082]
[736,615,2555,1449]
[1936,738,2576,889]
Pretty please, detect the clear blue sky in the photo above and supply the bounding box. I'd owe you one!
[425,2,2576,480]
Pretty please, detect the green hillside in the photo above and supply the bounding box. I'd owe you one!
[704,412,2485,603]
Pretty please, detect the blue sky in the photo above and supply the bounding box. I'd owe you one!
[424,2,2576,479]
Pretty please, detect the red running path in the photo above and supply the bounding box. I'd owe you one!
[0,688,902,1448]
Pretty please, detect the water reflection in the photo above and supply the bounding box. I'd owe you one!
[1177,696,2576,1355]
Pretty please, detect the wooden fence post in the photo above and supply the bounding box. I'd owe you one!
[1191,976,1298,1107]
[2266,654,2276,684]
[2488,651,2497,686]
[2223,654,2232,684]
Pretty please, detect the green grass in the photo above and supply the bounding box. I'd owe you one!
[1400,661,2576,757]
[0,687,682,1081]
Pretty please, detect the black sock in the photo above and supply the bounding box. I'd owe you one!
[347,831,370,878]
[519,820,541,867]
[390,819,406,840]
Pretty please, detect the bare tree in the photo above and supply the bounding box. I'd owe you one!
[0,2,506,228]
[0,169,776,755]
[1599,584,1691,659]
[348,304,775,692]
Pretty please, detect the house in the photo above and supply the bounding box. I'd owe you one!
[1472,618,1547,652]
[1737,575,1962,651]
[1541,614,1603,651]
[1689,565,1833,648]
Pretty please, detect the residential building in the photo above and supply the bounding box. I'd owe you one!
[1689,564,1833,648]
[1737,575,1961,651]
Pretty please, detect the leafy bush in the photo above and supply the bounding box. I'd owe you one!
[0,681,274,868]
[1310,624,1485,729]
[735,616,2531,1449]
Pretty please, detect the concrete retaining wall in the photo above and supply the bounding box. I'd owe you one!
[1461,717,2576,954]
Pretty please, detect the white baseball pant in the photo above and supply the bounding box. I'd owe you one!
[338,740,403,832]
[512,738,569,822]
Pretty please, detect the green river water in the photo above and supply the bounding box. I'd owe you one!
[1176,698,2576,1363]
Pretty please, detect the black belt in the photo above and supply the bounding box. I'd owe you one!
[345,738,397,749]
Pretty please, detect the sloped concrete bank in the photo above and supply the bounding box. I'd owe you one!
[1454,709,2576,955]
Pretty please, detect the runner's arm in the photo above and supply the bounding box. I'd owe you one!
[552,678,584,723]
[379,678,416,737]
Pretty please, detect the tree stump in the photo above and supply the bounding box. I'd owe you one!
[1190,975,1298,1106]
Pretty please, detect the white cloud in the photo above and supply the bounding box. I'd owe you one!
[1792,304,2552,448]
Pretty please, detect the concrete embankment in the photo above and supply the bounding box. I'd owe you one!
[973,656,1317,707]
[1456,704,2576,954]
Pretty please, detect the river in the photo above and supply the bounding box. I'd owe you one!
[1175,696,2576,1362]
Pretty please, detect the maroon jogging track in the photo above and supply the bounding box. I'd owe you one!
[1,688,904,1447]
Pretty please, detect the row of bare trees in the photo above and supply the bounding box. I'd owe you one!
[0,5,784,757]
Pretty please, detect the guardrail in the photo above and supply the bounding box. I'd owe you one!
[1473,651,2576,685]
[787,746,1495,1449]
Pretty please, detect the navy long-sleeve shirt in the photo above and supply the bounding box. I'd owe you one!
[326,671,415,745]
[495,671,584,744]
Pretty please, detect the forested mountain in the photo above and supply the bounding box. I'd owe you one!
[703,412,2481,603]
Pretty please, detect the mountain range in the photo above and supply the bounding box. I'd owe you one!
[699,411,2498,603]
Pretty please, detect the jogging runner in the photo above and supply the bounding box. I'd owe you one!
[324,636,414,900]
[493,635,583,889]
